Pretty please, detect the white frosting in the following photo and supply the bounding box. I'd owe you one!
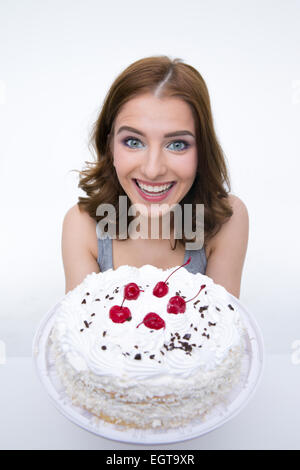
[51,265,245,383]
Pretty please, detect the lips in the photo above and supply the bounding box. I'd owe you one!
[133,178,176,202]
[135,178,175,187]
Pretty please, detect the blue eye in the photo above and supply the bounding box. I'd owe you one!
[123,137,144,149]
[168,141,190,152]
[122,136,190,152]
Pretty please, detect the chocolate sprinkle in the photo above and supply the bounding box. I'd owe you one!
[178,341,192,353]
[199,306,208,313]
[208,322,216,327]
[228,304,234,310]
[81,299,86,304]
[150,355,155,359]
[101,346,107,350]
[134,354,142,360]
[84,321,89,328]
[183,334,191,340]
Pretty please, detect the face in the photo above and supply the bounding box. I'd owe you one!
[110,93,198,219]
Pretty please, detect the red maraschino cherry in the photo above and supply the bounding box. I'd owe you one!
[124,282,144,300]
[109,282,144,323]
[109,304,131,323]
[167,284,206,314]
[153,257,191,298]
[136,312,166,330]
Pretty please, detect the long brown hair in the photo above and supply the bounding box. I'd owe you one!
[76,55,233,246]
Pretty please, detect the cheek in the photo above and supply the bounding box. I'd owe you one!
[174,152,198,181]
[113,147,136,176]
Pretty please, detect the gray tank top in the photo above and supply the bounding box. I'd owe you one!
[97,231,207,275]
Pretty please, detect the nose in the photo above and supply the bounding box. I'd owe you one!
[140,146,168,181]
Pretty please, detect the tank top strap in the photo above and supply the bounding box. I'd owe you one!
[184,245,207,275]
[96,225,113,272]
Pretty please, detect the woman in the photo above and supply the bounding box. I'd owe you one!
[62,56,249,298]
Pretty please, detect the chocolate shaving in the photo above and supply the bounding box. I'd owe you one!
[81,299,86,304]
[183,334,191,340]
[84,321,89,328]
[199,306,208,313]
[134,353,142,360]
[101,345,107,350]
[202,333,210,339]
[228,304,234,310]
[178,341,192,353]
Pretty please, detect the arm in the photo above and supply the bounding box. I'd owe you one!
[205,195,249,298]
[62,204,100,294]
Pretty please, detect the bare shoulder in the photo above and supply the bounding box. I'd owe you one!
[62,204,100,293]
[204,194,249,298]
[206,194,249,254]
[63,204,98,259]
[227,194,249,221]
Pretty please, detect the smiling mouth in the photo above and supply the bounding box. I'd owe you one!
[133,179,176,195]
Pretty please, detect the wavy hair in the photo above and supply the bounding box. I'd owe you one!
[76,55,233,247]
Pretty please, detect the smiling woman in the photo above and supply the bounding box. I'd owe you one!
[63,56,248,297]
[110,93,198,217]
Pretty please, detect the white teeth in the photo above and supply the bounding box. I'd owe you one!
[136,180,173,193]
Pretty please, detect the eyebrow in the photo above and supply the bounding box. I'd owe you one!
[116,125,195,138]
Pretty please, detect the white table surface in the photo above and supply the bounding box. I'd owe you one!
[0,354,299,450]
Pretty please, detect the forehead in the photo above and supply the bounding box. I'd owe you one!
[114,93,195,133]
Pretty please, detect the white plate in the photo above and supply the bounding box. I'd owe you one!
[32,294,264,445]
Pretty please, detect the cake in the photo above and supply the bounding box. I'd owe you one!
[50,260,246,429]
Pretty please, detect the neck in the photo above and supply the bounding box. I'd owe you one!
[128,209,176,241]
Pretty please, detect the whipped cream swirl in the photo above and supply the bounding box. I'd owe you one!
[51,265,245,381]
